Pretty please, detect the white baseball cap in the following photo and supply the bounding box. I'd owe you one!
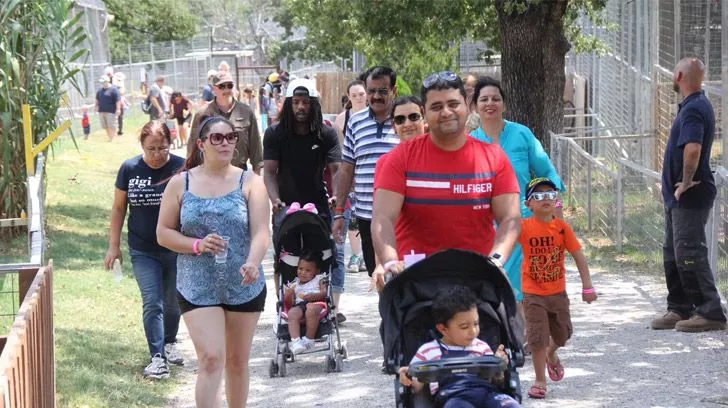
[285,78,319,98]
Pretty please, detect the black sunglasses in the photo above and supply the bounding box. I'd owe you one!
[205,132,238,145]
[422,71,459,88]
[393,112,423,125]
[366,88,390,96]
[216,83,234,90]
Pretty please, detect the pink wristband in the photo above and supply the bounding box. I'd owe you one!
[193,239,202,256]
[582,287,596,294]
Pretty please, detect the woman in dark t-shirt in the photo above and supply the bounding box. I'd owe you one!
[104,121,185,380]
[168,92,193,147]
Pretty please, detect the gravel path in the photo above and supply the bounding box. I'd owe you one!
[166,252,728,408]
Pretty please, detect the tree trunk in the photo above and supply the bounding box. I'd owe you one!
[495,0,570,149]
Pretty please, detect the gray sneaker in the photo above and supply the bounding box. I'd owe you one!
[165,343,184,366]
[144,353,170,379]
[347,255,361,273]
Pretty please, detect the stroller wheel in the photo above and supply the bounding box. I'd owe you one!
[334,353,344,372]
[268,359,278,378]
[285,348,295,363]
[277,353,287,377]
[325,355,335,373]
[339,342,348,360]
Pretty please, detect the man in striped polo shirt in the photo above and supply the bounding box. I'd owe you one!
[333,66,400,276]
[371,72,522,290]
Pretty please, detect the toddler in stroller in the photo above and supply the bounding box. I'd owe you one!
[285,252,329,354]
[398,286,521,408]
[380,249,526,408]
[269,209,346,377]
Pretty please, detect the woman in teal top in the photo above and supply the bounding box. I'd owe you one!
[470,76,565,302]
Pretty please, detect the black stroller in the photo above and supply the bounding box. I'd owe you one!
[379,249,526,407]
[268,210,347,377]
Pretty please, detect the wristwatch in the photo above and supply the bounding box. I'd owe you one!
[490,253,503,268]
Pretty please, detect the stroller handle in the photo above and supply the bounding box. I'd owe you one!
[407,355,506,384]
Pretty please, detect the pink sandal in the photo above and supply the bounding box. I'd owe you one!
[528,384,547,399]
[547,357,564,382]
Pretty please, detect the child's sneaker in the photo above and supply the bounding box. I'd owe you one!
[290,338,307,354]
[165,343,184,366]
[143,353,170,379]
[300,336,315,351]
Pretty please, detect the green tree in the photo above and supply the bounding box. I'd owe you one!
[0,0,88,224]
[105,0,198,64]
[273,0,608,143]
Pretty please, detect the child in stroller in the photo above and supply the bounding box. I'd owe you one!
[398,286,521,408]
[285,251,329,354]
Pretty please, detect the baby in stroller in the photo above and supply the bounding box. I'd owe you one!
[285,251,329,354]
[399,286,521,408]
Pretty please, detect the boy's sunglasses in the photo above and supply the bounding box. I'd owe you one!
[205,132,238,145]
[422,71,459,88]
[393,113,423,125]
[529,191,558,201]
[216,83,234,90]
[366,88,390,96]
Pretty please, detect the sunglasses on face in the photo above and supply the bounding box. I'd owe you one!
[393,112,423,125]
[529,191,558,201]
[205,132,239,145]
[422,71,459,88]
[367,88,390,96]
[216,83,234,90]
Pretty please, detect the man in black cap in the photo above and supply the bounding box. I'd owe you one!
[188,71,263,173]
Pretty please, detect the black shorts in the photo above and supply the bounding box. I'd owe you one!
[178,287,267,314]
[175,116,191,126]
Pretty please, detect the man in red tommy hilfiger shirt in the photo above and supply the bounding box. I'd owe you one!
[371,71,521,290]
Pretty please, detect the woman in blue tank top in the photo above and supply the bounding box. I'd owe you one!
[157,116,270,407]
[470,76,565,304]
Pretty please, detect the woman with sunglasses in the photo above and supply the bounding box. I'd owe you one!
[157,116,270,408]
[105,121,186,379]
[470,76,564,305]
[391,96,427,141]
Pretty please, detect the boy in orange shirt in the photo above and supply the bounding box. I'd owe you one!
[520,177,598,399]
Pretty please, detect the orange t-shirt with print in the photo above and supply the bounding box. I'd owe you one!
[519,217,581,296]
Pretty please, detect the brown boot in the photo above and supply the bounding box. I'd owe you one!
[651,311,687,330]
[675,315,727,332]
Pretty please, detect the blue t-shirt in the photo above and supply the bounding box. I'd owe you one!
[471,120,564,217]
[115,154,185,252]
[662,90,716,209]
[96,86,120,113]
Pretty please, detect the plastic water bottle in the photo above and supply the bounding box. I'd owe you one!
[112,258,123,282]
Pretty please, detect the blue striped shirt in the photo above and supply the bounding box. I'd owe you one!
[343,107,399,220]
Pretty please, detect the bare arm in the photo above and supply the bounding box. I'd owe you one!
[156,174,197,253]
[571,249,593,289]
[243,171,271,266]
[681,142,701,185]
[152,96,163,114]
[263,160,281,204]
[334,162,355,208]
[490,193,522,262]
[104,189,128,269]
[372,189,405,265]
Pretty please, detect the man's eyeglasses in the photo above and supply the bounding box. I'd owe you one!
[366,88,390,96]
[529,191,559,201]
[216,83,234,90]
[206,132,239,145]
[393,113,423,125]
[422,71,459,88]
[144,146,170,155]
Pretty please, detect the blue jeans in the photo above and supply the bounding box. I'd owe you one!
[130,249,181,357]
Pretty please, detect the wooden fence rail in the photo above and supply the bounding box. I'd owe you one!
[0,262,54,408]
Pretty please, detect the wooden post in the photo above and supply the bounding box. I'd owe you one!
[17,269,37,306]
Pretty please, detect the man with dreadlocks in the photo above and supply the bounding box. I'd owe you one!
[263,78,345,317]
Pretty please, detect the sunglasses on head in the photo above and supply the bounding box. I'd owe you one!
[393,112,423,125]
[366,88,390,96]
[529,191,558,201]
[422,71,459,88]
[216,83,234,90]
[205,132,238,145]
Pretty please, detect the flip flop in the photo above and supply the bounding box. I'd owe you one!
[528,384,547,399]
[547,357,564,382]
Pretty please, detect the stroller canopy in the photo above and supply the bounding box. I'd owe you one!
[273,211,335,279]
[379,249,525,367]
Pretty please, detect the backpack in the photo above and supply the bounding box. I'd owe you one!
[141,94,152,114]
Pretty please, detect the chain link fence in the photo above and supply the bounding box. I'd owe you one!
[562,0,728,298]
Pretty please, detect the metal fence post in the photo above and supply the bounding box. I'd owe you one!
[172,40,178,84]
[723,0,728,169]
[616,162,624,252]
[587,160,593,232]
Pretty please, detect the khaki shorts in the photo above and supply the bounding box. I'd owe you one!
[99,112,117,130]
[523,292,573,350]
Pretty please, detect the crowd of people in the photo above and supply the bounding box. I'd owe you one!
[102,57,726,408]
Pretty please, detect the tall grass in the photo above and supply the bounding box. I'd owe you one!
[0,0,87,232]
